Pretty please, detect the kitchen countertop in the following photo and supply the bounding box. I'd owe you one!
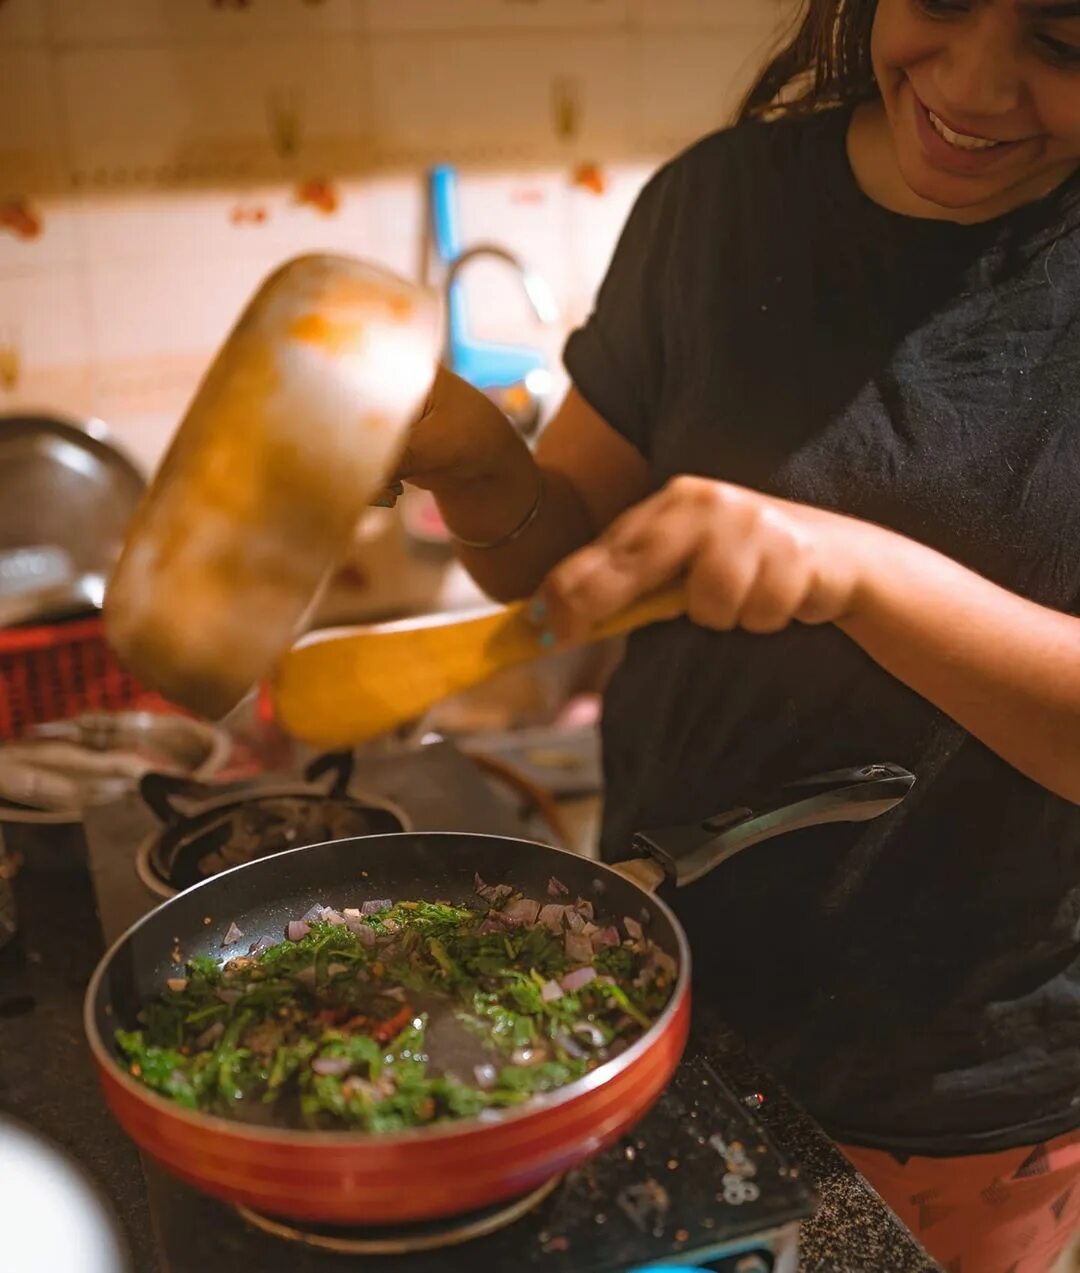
[0,862,939,1273]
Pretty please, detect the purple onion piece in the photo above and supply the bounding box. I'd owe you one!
[301,903,326,923]
[560,964,597,993]
[322,909,346,927]
[564,931,593,964]
[478,918,504,935]
[360,899,392,917]
[221,921,243,947]
[538,903,566,933]
[502,898,541,925]
[590,926,620,952]
[249,934,274,956]
[287,920,311,942]
[547,876,570,898]
[565,909,586,934]
[574,899,595,922]
[311,1056,352,1077]
[541,979,564,1003]
[572,1021,606,1049]
[623,916,645,942]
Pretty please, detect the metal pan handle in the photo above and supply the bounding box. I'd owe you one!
[625,763,915,890]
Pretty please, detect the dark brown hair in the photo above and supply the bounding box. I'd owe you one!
[739,0,881,123]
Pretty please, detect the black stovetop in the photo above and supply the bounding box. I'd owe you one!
[142,1040,813,1273]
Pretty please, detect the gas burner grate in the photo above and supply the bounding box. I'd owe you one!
[235,1177,562,1255]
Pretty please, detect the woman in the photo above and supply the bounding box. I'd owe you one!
[395,2,1080,1268]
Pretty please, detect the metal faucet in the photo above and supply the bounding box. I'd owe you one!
[442,243,558,362]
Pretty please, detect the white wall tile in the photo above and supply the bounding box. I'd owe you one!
[629,0,792,31]
[0,264,94,373]
[46,0,358,47]
[367,32,631,165]
[629,27,774,153]
[564,161,649,319]
[0,0,47,46]
[58,38,368,184]
[0,197,82,272]
[360,0,628,33]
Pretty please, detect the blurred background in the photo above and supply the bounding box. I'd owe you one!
[0,0,792,758]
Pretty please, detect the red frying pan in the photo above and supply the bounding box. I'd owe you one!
[84,763,913,1225]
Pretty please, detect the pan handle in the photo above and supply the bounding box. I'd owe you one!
[626,763,915,889]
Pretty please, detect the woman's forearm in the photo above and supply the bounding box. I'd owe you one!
[839,523,1080,804]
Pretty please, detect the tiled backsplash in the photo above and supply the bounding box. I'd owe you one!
[0,0,792,479]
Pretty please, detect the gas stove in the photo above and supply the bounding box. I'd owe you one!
[82,739,815,1273]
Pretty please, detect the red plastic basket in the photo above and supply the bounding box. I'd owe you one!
[0,617,168,740]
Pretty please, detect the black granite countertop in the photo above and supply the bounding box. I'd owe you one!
[0,862,938,1273]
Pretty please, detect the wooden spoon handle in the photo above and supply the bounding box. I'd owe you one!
[271,584,687,748]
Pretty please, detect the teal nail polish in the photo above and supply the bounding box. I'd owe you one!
[528,597,548,625]
[373,496,395,508]
[538,630,556,648]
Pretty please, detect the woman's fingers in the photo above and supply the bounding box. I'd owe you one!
[533,475,862,644]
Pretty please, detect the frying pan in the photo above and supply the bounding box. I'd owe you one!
[84,763,913,1226]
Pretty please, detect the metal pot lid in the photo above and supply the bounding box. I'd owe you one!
[0,413,144,583]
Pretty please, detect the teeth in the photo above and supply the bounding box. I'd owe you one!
[927,109,1001,151]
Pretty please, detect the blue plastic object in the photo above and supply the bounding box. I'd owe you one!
[428,165,547,392]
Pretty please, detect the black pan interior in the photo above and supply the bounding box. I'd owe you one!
[92,832,683,1064]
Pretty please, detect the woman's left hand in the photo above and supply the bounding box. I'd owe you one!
[539,475,871,642]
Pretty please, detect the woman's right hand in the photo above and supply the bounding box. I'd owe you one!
[374,365,520,504]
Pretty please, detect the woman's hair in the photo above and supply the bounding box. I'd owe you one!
[739,0,881,123]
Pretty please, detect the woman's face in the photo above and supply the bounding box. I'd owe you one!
[871,0,1080,214]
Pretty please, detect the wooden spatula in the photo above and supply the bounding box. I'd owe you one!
[270,585,686,748]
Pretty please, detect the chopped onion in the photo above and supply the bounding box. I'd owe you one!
[311,1056,352,1077]
[165,977,188,993]
[249,934,274,956]
[538,903,566,932]
[301,903,326,923]
[344,916,376,947]
[478,918,504,935]
[623,916,645,943]
[565,909,586,934]
[560,965,597,993]
[474,873,514,904]
[221,921,243,947]
[564,932,593,964]
[572,1021,606,1049]
[502,898,541,926]
[474,1063,498,1090]
[541,979,564,1003]
[547,876,570,897]
[322,909,346,927]
[287,920,310,942]
[361,899,392,917]
[574,899,595,922]
[343,907,361,920]
[554,1029,587,1060]
[194,1021,225,1050]
[590,926,620,952]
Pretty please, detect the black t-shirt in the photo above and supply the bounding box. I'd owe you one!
[564,108,1080,1155]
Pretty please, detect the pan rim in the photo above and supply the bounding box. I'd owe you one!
[84,830,691,1148]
